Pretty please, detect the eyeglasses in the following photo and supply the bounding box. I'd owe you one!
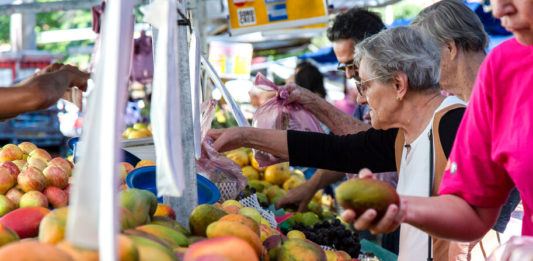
[337,60,357,73]
[355,75,390,96]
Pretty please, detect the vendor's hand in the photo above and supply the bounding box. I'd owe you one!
[285,83,318,109]
[58,64,90,91]
[275,181,317,212]
[207,127,247,153]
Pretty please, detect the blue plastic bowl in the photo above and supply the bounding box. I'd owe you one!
[126,166,220,204]
[68,137,141,165]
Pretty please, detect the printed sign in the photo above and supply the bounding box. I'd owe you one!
[228,0,328,35]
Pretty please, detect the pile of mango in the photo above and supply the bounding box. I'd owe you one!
[224,148,334,226]
[0,188,186,261]
[0,142,74,217]
[122,123,152,139]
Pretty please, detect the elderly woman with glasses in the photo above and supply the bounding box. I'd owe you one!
[208,26,465,261]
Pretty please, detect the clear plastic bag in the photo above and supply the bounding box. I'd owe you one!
[196,99,247,200]
[252,73,323,168]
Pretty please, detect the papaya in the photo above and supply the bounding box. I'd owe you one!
[151,216,190,236]
[335,178,399,222]
[219,214,259,236]
[119,189,158,227]
[136,224,189,247]
[278,238,326,261]
[128,235,178,261]
[0,206,50,238]
[189,204,226,237]
[0,224,19,247]
[0,240,73,261]
[39,207,68,244]
[184,236,258,261]
[206,220,263,256]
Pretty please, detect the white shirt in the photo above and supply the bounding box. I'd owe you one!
[396,96,466,261]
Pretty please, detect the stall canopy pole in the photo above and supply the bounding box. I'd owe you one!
[143,0,197,225]
[66,1,134,260]
[163,0,198,226]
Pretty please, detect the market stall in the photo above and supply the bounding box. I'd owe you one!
[0,0,530,261]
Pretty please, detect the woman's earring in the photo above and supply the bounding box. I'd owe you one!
[396,96,401,101]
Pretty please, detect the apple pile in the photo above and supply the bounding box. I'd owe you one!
[0,142,73,217]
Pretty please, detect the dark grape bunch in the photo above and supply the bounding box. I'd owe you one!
[284,219,361,258]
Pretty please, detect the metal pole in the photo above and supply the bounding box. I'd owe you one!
[189,0,210,101]
[163,0,197,227]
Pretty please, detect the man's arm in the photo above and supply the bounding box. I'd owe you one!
[275,169,345,211]
[285,84,369,135]
[0,65,89,120]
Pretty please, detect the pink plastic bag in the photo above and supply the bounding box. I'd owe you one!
[196,99,247,199]
[252,73,324,168]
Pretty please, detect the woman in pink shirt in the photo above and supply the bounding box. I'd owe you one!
[342,0,533,241]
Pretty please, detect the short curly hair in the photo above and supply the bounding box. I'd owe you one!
[327,8,386,43]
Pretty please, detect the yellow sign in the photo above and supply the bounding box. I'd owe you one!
[228,0,328,35]
[208,41,253,79]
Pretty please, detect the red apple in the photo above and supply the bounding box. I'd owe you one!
[17,141,37,155]
[0,144,23,162]
[17,167,47,192]
[0,168,16,194]
[27,157,47,171]
[48,157,73,177]
[43,186,67,208]
[28,148,51,163]
[0,162,19,179]
[19,191,48,208]
[11,160,26,172]
[43,165,68,189]
[5,188,23,207]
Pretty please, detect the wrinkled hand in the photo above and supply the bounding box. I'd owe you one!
[207,127,247,153]
[285,83,318,108]
[275,181,316,212]
[340,168,406,234]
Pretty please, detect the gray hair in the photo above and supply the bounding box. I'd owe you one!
[354,26,441,92]
[410,0,488,53]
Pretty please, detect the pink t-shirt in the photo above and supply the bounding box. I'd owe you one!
[439,38,533,235]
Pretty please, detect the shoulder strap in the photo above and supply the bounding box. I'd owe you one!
[394,129,405,173]
[431,103,466,196]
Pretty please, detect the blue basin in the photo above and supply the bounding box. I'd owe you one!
[126,166,220,204]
